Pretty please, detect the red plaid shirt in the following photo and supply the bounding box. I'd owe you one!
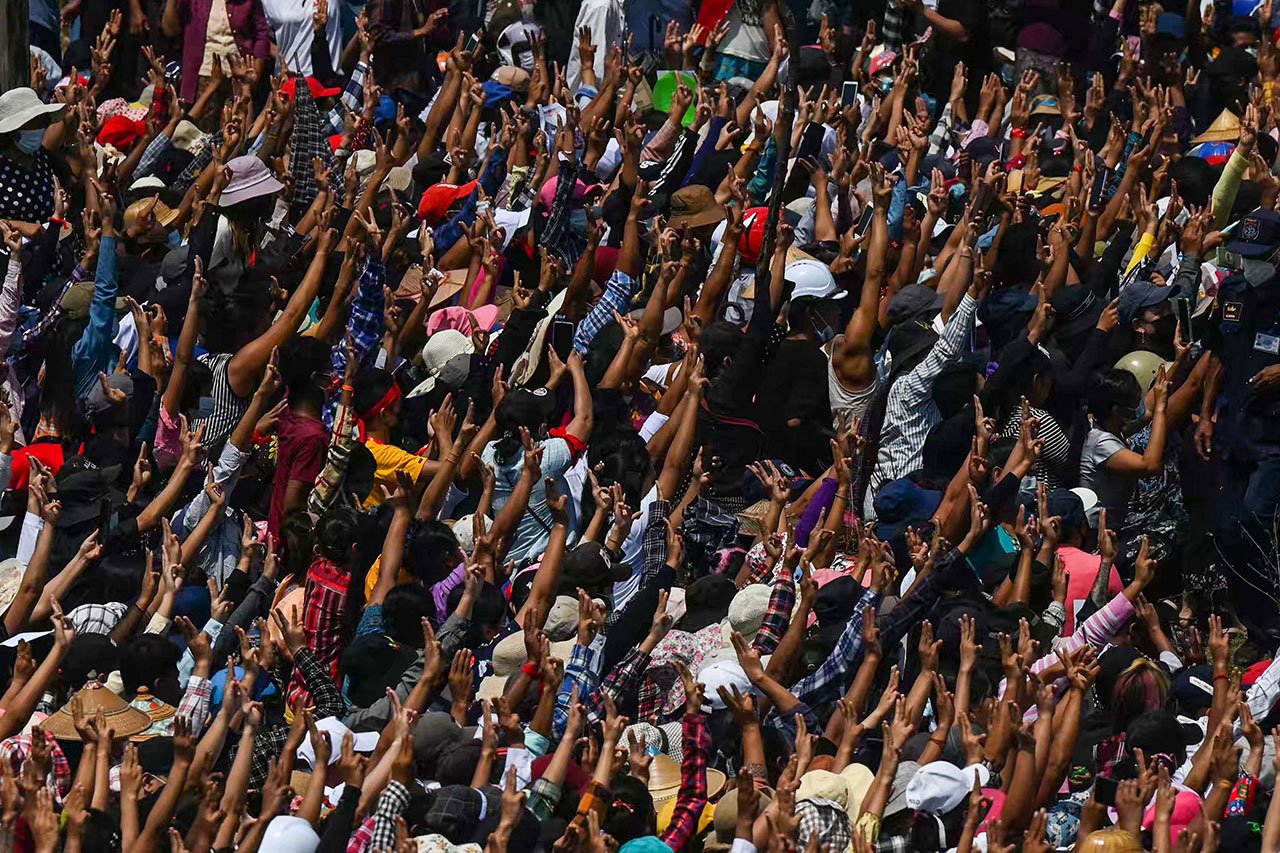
[287,556,351,708]
[659,712,712,853]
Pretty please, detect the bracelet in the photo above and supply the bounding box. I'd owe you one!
[1010,128,1028,140]
[1213,672,1230,681]
[521,662,542,680]
[341,384,354,393]
[929,736,947,746]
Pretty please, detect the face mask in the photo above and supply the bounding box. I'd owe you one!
[15,129,43,154]
[1243,258,1277,287]
[810,312,836,345]
[568,209,589,232]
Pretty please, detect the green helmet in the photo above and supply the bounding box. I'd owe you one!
[1114,350,1172,390]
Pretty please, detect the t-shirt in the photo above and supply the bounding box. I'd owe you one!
[1057,545,1124,634]
[480,435,578,565]
[261,0,342,76]
[1079,427,1134,522]
[716,0,770,63]
[757,338,832,475]
[268,408,328,534]
[363,438,427,508]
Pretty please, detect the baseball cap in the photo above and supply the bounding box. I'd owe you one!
[1226,210,1280,258]
[1117,280,1174,324]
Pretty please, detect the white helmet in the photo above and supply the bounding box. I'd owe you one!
[784,259,846,301]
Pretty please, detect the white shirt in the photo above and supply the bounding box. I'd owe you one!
[262,0,343,76]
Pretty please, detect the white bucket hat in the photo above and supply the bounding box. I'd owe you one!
[0,88,65,135]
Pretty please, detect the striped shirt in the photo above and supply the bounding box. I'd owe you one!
[195,352,249,451]
[866,293,978,516]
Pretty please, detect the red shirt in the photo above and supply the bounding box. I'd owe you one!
[267,408,328,535]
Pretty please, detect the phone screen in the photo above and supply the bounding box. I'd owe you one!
[551,319,575,360]
[97,498,111,538]
[840,81,859,107]
[1174,296,1196,344]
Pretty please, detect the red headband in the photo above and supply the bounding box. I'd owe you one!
[359,383,402,421]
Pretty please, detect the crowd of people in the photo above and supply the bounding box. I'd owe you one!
[2,0,1280,849]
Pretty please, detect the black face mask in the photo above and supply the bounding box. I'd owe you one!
[1141,314,1178,358]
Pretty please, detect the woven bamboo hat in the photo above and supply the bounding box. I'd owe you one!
[1191,110,1242,144]
[40,680,152,741]
[647,752,727,807]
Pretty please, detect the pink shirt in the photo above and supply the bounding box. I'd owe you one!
[1058,545,1124,635]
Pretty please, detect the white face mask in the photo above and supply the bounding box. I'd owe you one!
[15,129,43,154]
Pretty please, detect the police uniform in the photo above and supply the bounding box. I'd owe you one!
[1204,211,1280,641]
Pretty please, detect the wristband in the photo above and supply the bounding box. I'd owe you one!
[1072,164,1084,173]
[1010,128,1028,140]
[341,383,354,393]
[521,661,542,680]
[1213,672,1230,681]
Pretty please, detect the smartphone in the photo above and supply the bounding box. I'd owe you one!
[840,81,859,108]
[465,32,482,54]
[1093,775,1118,807]
[97,498,111,539]
[1173,296,1197,345]
[1087,169,1109,213]
[551,318,575,360]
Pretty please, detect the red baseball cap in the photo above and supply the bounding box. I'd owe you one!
[280,76,342,100]
[417,180,478,224]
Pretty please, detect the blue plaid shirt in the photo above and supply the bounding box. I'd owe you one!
[332,255,387,379]
[553,638,604,741]
[789,588,880,712]
[573,269,635,353]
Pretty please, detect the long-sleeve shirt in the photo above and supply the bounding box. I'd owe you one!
[867,293,978,514]
[751,576,795,656]
[789,588,879,712]
[553,639,604,741]
[175,0,273,102]
[368,780,411,852]
[72,236,119,401]
[434,148,509,255]
[286,557,352,708]
[235,648,344,787]
[574,269,634,353]
[659,712,712,853]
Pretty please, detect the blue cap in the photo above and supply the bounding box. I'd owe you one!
[1156,12,1187,39]
[1118,280,1174,324]
[873,478,943,541]
[1226,210,1280,258]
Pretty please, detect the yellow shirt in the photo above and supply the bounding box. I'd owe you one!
[362,438,427,509]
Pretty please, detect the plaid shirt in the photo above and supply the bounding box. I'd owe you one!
[554,639,604,741]
[659,712,712,853]
[751,576,795,656]
[610,497,671,627]
[287,558,352,708]
[789,588,879,713]
[527,775,563,820]
[321,61,369,138]
[332,257,387,378]
[289,83,336,216]
[177,675,213,730]
[0,731,71,799]
[237,648,344,788]
[369,780,411,851]
[542,154,588,267]
[573,269,634,353]
[66,602,128,636]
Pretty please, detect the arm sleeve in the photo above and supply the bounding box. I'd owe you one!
[0,253,22,358]
[72,236,120,397]
[1211,150,1251,231]
[315,785,362,853]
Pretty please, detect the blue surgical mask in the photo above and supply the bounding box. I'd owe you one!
[810,313,836,345]
[15,129,43,154]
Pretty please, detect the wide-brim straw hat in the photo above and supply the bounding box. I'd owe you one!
[647,752,728,806]
[41,682,152,741]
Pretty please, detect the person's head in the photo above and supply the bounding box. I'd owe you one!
[1086,368,1143,435]
[199,269,276,353]
[405,520,464,589]
[1123,709,1190,772]
[353,368,402,433]
[119,635,183,705]
[492,387,555,464]
[315,506,361,567]
[0,87,64,158]
[1021,347,1054,407]
[280,511,318,583]
[700,318,744,380]
[1112,659,1172,734]
[787,298,841,345]
[383,584,434,647]
[604,775,657,843]
[279,336,334,411]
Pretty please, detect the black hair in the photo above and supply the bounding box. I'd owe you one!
[604,775,656,843]
[1086,368,1141,421]
[278,336,334,407]
[118,634,182,695]
[198,269,275,353]
[353,367,397,418]
[383,583,434,647]
[492,392,551,464]
[1122,709,1189,772]
[280,511,318,584]
[435,741,485,785]
[700,320,742,380]
[405,520,462,589]
[932,365,980,420]
[316,506,361,565]
[77,809,122,853]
